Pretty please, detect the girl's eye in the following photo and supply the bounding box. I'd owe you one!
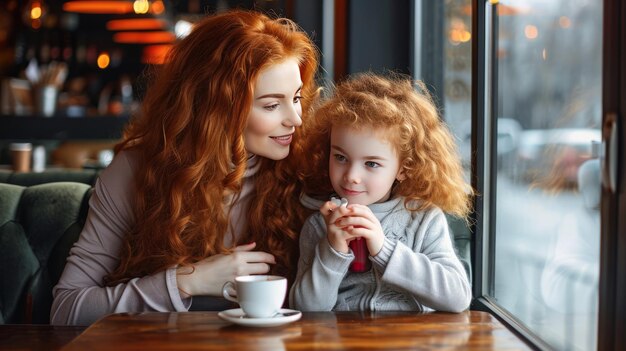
[264,103,279,111]
[365,161,380,168]
[333,154,347,162]
[293,96,302,104]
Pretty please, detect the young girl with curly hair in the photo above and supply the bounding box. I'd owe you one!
[52,10,319,325]
[290,73,472,312]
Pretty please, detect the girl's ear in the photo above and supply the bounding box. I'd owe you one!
[396,168,406,182]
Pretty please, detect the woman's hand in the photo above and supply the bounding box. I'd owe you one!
[176,242,275,297]
[334,204,385,256]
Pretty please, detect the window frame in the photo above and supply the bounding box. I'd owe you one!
[469,0,626,350]
[468,1,553,348]
[598,0,626,349]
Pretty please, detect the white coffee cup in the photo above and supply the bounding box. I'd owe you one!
[222,275,287,318]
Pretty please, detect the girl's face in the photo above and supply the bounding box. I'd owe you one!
[244,58,303,160]
[329,125,405,205]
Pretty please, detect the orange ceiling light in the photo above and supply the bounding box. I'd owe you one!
[113,31,176,44]
[63,1,134,14]
[97,52,111,69]
[133,0,149,14]
[142,44,173,64]
[151,0,165,14]
[107,18,167,31]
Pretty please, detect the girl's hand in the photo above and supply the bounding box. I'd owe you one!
[320,200,354,253]
[334,204,385,256]
[176,242,276,297]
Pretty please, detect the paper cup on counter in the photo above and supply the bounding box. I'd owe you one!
[10,143,32,172]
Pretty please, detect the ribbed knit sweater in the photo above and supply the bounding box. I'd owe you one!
[289,194,471,312]
[51,150,260,325]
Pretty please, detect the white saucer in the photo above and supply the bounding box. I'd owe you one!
[218,308,302,327]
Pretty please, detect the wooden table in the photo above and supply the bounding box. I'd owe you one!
[0,324,85,351]
[56,311,530,350]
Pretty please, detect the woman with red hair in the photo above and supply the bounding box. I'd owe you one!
[51,10,319,325]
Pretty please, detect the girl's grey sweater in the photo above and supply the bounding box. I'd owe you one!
[289,194,471,312]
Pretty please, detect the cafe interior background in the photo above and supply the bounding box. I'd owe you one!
[1,1,624,350]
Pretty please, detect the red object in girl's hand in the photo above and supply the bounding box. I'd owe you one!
[349,238,371,272]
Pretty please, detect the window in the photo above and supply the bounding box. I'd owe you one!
[475,1,603,349]
[440,0,474,281]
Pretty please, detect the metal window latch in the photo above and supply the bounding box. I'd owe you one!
[602,112,619,194]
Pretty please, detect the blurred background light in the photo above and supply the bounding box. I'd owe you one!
[174,20,192,38]
[63,1,134,14]
[107,18,167,31]
[113,31,175,44]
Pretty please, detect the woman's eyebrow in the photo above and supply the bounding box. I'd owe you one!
[256,93,285,99]
[256,84,303,100]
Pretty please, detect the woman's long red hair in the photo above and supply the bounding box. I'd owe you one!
[106,10,319,284]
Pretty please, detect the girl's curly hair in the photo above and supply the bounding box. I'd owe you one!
[300,72,473,219]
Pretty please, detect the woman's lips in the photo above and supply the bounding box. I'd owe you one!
[270,134,293,146]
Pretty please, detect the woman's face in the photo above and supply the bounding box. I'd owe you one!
[244,58,303,160]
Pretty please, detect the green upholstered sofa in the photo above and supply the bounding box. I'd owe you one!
[0,182,92,324]
[0,169,100,187]
[0,179,472,324]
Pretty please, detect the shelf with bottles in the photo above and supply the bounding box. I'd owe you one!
[3,71,141,119]
[0,1,171,120]
[1,1,295,123]
[0,114,130,140]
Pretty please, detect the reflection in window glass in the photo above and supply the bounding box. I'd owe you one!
[492,1,602,350]
[443,0,472,169]
[441,0,473,281]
